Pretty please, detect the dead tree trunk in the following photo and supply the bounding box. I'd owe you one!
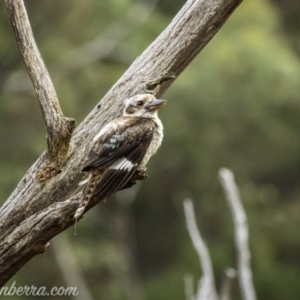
[0,0,242,286]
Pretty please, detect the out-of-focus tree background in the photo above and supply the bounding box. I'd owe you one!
[1,0,300,299]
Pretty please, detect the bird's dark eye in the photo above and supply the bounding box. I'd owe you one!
[137,101,144,106]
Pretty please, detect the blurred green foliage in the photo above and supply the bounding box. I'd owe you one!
[1,0,300,299]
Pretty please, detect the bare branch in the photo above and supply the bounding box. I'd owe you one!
[0,0,242,285]
[219,168,257,300]
[3,0,158,93]
[183,199,218,300]
[184,274,195,300]
[4,0,75,163]
[0,194,81,284]
[220,268,237,300]
[51,234,94,300]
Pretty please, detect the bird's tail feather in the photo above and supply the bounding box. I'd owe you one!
[74,169,102,220]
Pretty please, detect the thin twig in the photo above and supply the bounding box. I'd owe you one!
[220,268,237,300]
[219,168,257,300]
[183,199,218,300]
[4,0,75,162]
[184,274,195,300]
[51,234,94,300]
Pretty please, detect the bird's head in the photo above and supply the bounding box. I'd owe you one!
[123,94,167,119]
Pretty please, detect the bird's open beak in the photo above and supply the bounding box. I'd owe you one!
[144,99,167,111]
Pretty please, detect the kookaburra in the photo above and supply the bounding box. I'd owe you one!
[74,94,166,219]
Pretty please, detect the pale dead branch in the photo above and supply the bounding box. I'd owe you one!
[51,234,94,300]
[183,199,218,300]
[4,0,75,163]
[4,0,158,93]
[184,274,195,300]
[219,168,257,300]
[220,268,237,300]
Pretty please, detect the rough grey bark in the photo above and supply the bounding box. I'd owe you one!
[5,0,75,164]
[0,0,242,286]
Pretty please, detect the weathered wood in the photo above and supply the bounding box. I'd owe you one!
[0,0,242,286]
[4,0,75,164]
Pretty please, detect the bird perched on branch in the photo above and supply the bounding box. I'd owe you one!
[74,94,167,219]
